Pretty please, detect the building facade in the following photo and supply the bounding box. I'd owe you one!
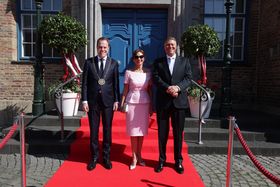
[0,0,279,127]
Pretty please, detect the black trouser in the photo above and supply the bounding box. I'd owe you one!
[156,104,186,163]
[88,94,113,161]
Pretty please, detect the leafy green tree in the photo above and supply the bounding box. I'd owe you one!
[40,13,87,55]
[181,24,220,85]
[40,13,87,81]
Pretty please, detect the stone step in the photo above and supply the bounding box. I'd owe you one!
[1,110,83,141]
[184,117,223,128]
[0,137,74,154]
[23,110,85,127]
[5,117,280,142]
[0,136,179,154]
[0,111,83,154]
[2,125,78,140]
[2,127,279,155]
[184,127,280,142]
[186,140,280,156]
[2,137,279,155]
[1,110,279,156]
[7,125,170,141]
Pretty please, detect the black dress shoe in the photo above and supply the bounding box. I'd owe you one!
[87,159,97,171]
[175,162,184,174]
[103,160,112,170]
[154,162,164,173]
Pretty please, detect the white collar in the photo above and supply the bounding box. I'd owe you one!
[98,56,107,61]
[166,54,176,59]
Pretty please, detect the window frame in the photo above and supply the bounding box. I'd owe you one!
[17,0,62,62]
[203,0,249,64]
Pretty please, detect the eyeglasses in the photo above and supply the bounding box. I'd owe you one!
[134,55,144,59]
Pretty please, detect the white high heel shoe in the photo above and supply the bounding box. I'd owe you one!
[129,163,136,170]
[129,160,137,170]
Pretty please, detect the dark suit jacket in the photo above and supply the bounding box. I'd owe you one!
[152,56,192,110]
[81,56,120,109]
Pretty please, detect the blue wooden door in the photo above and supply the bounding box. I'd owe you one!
[102,9,167,90]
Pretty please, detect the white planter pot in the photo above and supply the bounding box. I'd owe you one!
[188,96,213,119]
[56,93,80,116]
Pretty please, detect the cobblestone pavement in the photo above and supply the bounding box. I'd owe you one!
[0,154,279,187]
[189,155,280,187]
[0,154,67,187]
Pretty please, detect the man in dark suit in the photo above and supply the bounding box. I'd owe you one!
[152,36,192,174]
[82,37,120,170]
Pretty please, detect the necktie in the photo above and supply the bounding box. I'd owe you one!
[168,57,173,74]
[99,58,104,76]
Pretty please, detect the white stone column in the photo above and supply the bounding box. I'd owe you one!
[88,0,94,57]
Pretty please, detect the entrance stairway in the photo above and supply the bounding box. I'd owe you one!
[1,110,280,156]
[185,109,280,156]
[0,110,83,154]
[185,119,280,156]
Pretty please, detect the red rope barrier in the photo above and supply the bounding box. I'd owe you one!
[0,123,18,149]
[235,126,280,185]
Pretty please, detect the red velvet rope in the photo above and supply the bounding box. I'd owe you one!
[235,127,280,185]
[0,123,18,149]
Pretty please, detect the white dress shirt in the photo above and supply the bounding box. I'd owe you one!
[167,54,176,75]
[98,56,107,70]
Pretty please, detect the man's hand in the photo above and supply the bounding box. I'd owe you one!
[113,102,119,111]
[82,103,89,112]
[171,92,178,97]
[166,85,180,97]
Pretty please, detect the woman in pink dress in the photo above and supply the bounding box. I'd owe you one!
[120,49,152,170]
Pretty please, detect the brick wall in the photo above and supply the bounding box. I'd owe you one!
[0,1,68,128]
[0,0,24,127]
[206,0,280,115]
[227,0,260,109]
[255,0,280,112]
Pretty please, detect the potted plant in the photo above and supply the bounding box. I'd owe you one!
[181,24,221,118]
[40,13,87,116]
[48,79,81,116]
[186,84,215,118]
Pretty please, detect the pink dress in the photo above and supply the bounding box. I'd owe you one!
[124,70,152,136]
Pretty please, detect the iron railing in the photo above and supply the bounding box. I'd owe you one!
[190,80,212,144]
[52,73,82,141]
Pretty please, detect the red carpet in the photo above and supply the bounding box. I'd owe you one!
[45,112,205,187]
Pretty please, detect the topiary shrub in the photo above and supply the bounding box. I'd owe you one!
[181,24,221,85]
[40,13,87,55]
[40,13,87,81]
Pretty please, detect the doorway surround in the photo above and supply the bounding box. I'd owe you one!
[78,0,196,57]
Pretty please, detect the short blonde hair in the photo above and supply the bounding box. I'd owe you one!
[164,36,177,46]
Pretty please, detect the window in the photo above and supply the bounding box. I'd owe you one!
[19,0,62,60]
[204,0,247,62]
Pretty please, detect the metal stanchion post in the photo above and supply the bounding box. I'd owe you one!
[19,113,26,187]
[226,116,235,187]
